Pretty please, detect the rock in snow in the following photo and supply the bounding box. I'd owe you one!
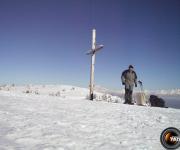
[0,85,180,150]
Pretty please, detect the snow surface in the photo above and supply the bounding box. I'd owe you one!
[0,85,180,150]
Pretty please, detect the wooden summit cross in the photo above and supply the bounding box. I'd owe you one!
[86,29,104,100]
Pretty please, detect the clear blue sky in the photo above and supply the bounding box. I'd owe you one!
[0,0,179,90]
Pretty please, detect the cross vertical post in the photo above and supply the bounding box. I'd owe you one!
[86,29,103,100]
[89,29,96,100]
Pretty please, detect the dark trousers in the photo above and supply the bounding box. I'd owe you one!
[124,88,133,104]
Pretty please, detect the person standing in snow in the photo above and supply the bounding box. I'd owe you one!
[121,65,137,104]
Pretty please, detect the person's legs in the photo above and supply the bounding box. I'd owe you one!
[129,90,133,104]
[129,85,134,104]
[124,84,134,104]
[126,89,133,104]
[124,88,129,104]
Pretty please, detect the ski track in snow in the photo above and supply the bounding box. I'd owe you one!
[0,85,180,150]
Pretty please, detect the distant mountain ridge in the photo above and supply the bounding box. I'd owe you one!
[94,85,180,96]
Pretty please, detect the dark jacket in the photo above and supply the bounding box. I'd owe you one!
[121,69,137,86]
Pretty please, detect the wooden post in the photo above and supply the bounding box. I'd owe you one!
[87,29,103,100]
[90,29,96,100]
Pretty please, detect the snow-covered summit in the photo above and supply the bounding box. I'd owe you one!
[0,84,180,150]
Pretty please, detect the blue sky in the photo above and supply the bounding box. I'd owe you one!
[0,0,179,90]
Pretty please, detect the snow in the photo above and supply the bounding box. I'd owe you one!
[0,85,180,150]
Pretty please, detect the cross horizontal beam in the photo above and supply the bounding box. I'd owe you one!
[86,44,104,55]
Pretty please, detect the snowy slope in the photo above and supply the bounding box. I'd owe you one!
[0,85,180,150]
